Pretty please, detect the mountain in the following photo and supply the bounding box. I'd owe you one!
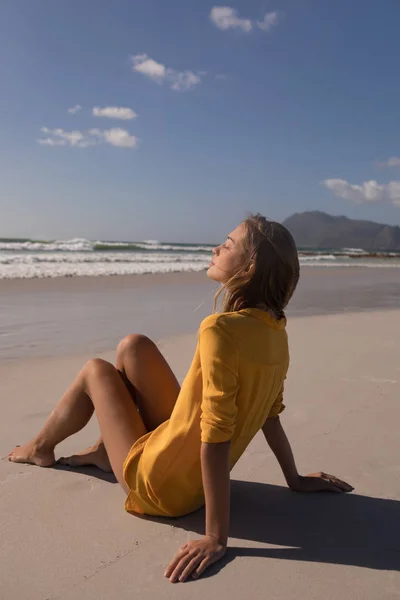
[282,211,400,251]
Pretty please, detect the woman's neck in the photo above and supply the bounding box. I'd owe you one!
[255,304,281,320]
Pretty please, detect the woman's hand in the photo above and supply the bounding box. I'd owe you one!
[164,536,227,583]
[290,472,354,493]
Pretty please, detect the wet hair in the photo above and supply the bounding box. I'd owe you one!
[215,213,300,318]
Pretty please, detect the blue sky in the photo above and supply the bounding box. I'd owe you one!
[1,0,400,242]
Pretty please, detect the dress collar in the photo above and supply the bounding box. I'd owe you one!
[237,307,287,330]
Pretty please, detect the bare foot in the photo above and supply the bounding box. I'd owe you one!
[8,441,55,467]
[58,443,112,473]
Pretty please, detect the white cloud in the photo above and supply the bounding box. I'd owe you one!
[131,54,166,80]
[322,178,400,207]
[209,6,252,32]
[210,7,280,33]
[89,127,138,148]
[39,127,95,148]
[131,53,203,91]
[38,137,68,146]
[378,156,400,168]
[170,71,201,91]
[38,127,137,149]
[257,11,279,31]
[92,106,137,120]
[67,105,82,115]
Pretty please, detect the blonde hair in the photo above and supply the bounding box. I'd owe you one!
[214,213,300,317]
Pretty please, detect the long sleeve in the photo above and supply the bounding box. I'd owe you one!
[268,382,286,419]
[199,321,239,444]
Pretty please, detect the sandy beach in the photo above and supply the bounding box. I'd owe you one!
[1,267,400,362]
[1,270,399,599]
[3,0,400,596]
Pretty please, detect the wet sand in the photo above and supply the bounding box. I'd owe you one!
[0,267,399,362]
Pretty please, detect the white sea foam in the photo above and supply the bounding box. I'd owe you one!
[299,254,337,262]
[0,238,399,279]
[0,252,211,279]
[0,238,94,252]
[133,242,215,252]
[0,252,210,265]
[0,238,215,253]
[0,260,209,279]
[341,247,367,254]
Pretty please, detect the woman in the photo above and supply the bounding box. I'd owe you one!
[9,214,353,583]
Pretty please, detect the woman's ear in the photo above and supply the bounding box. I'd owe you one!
[246,261,255,273]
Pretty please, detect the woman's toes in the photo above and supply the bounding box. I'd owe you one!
[8,442,55,467]
[57,449,112,472]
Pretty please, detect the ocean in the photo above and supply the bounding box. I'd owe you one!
[0,238,400,279]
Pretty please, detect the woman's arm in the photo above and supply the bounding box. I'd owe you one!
[201,441,231,545]
[262,416,354,493]
[164,442,229,583]
[165,320,237,582]
[262,416,300,489]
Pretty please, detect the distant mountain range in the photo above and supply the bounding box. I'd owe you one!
[282,211,400,251]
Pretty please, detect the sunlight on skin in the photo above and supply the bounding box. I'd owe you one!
[207,223,247,285]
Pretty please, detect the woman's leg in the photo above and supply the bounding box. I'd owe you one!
[59,438,113,472]
[58,334,181,470]
[116,334,181,431]
[9,359,147,491]
[9,362,95,468]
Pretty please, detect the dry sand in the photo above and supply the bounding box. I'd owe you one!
[1,310,399,599]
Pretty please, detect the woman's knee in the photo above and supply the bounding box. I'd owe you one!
[116,334,155,363]
[84,358,114,380]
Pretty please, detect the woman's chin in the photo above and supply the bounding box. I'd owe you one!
[206,265,219,282]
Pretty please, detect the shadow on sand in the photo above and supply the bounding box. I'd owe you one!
[55,462,118,483]
[142,479,400,575]
[57,467,400,575]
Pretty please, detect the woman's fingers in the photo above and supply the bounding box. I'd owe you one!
[179,555,204,582]
[168,553,194,583]
[331,480,352,492]
[192,556,212,579]
[167,546,210,583]
[333,478,354,492]
[164,547,188,579]
[165,540,226,583]
[304,472,353,493]
[322,473,354,492]
[323,481,343,493]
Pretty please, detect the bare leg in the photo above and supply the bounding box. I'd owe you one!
[59,334,180,469]
[9,364,94,467]
[9,359,147,490]
[59,439,113,472]
[116,334,180,431]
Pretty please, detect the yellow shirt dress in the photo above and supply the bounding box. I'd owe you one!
[123,308,289,517]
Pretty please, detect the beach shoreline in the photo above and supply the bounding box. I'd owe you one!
[1,267,399,363]
[2,235,399,280]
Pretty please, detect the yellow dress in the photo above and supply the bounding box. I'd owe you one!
[123,308,289,517]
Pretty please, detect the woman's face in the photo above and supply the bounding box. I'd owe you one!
[207,223,247,284]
